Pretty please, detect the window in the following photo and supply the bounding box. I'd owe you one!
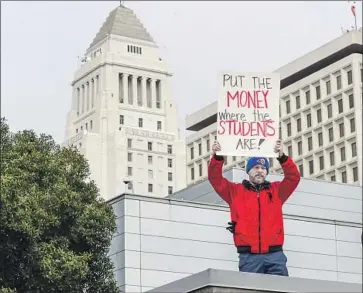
[306,90,310,104]
[168,172,173,181]
[148,155,153,164]
[307,114,311,127]
[339,122,344,137]
[308,137,312,151]
[191,167,195,180]
[349,94,354,108]
[206,140,210,152]
[90,120,93,130]
[353,167,358,182]
[298,141,302,155]
[336,75,342,90]
[298,164,303,176]
[342,171,347,183]
[340,147,346,161]
[148,142,152,151]
[199,164,203,176]
[287,123,291,136]
[328,127,334,142]
[167,144,172,154]
[350,118,355,133]
[148,170,153,179]
[316,85,321,100]
[309,160,314,174]
[190,147,194,160]
[138,118,143,128]
[319,156,324,170]
[157,121,162,131]
[326,80,331,95]
[120,115,124,125]
[329,151,335,166]
[168,158,172,168]
[295,96,300,109]
[128,44,142,55]
[232,156,236,161]
[85,123,88,130]
[148,184,153,193]
[76,128,78,133]
[297,118,301,132]
[327,104,332,118]
[269,158,274,167]
[127,138,132,148]
[331,175,336,181]
[317,109,322,123]
[168,186,173,195]
[351,142,357,157]
[347,70,353,85]
[128,167,132,176]
[288,146,292,157]
[286,100,291,114]
[198,143,202,156]
[338,99,343,113]
[81,126,83,130]
[318,132,323,146]
[127,152,132,162]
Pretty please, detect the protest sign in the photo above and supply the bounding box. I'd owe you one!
[216,72,280,157]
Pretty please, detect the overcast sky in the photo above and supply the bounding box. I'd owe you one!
[1,1,362,143]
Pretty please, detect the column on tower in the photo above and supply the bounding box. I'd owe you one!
[95,75,100,102]
[119,74,124,104]
[141,76,147,107]
[81,84,85,114]
[155,79,161,109]
[86,81,90,111]
[132,75,138,106]
[150,78,156,109]
[146,78,152,108]
[91,78,95,108]
[76,87,80,116]
[137,76,142,106]
[128,75,133,105]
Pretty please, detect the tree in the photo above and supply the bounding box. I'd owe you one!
[0,118,120,293]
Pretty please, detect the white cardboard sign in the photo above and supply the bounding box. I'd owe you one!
[217,72,280,157]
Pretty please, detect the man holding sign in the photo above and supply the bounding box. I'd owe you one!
[208,140,300,276]
[208,72,300,276]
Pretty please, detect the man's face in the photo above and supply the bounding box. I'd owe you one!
[248,164,267,185]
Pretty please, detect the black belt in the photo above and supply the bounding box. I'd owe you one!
[237,245,282,254]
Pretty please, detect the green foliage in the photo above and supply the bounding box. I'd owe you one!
[0,118,119,293]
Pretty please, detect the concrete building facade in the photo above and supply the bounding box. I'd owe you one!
[185,30,362,186]
[108,167,362,292]
[63,5,186,200]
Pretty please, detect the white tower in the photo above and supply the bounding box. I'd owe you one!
[63,5,186,200]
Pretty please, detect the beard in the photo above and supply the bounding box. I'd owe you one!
[251,174,265,184]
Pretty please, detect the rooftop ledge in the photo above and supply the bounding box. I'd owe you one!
[146,269,361,293]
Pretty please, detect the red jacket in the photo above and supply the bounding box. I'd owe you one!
[208,154,300,254]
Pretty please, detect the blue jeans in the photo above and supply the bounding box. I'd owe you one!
[238,251,289,276]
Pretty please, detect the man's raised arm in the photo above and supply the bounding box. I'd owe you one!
[208,141,237,205]
[274,140,301,204]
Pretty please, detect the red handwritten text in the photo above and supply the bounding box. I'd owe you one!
[218,120,276,137]
[227,90,269,109]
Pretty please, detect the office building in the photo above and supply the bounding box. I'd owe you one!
[63,4,186,200]
[185,30,362,186]
[108,167,362,292]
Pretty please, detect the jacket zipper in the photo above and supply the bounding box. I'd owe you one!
[257,190,261,253]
